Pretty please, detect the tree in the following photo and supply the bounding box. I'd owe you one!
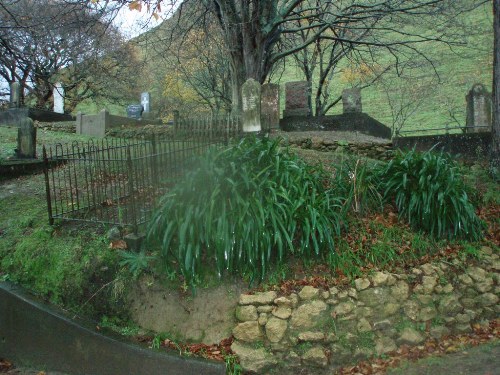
[0,0,136,111]
[492,0,500,178]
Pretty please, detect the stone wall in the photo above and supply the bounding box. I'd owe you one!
[230,247,499,374]
[36,121,76,133]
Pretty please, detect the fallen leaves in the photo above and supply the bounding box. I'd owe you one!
[336,319,499,375]
[109,240,127,250]
[0,359,13,372]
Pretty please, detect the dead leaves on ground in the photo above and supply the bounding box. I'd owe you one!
[337,320,499,375]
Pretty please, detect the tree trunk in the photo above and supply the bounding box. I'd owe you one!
[492,0,500,177]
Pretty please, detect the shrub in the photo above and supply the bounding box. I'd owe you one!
[377,148,483,240]
[148,136,345,286]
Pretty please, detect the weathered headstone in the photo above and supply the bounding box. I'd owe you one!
[127,104,143,119]
[342,88,362,113]
[53,82,64,114]
[241,79,261,132]
[141,92,151,113]
[283,81,310,118]
[466,84,492,133]
[9,82,21,108]
[16,117,36,159]
[261,83,280,130]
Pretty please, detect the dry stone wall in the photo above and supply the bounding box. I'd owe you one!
[231,247,499,374]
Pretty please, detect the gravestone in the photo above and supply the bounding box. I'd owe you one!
[283,81,310,118]
[53,82,64,114]
[466,84,492,133]
[261,83,280,130]
[241,79,261,132]
[127,104,143,119]
[141,92,151,113]
[9,82,21,108]
[342,88,362,113]
[16,117,36,159]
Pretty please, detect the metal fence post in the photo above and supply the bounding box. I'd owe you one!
[126,146,138,235]
[43,146,54,225]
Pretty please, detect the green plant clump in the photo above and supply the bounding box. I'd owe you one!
[377,148,484,240]
[148,136,344,286]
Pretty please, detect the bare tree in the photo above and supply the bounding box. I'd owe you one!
[0,0,136,110]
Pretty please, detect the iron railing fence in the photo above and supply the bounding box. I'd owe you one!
[43,122,242,231]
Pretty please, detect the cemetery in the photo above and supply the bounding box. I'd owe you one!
[0,1,499,375]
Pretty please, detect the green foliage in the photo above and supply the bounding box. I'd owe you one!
[377,148,484,240]
[119,250,155,279]
[148,136,345,286]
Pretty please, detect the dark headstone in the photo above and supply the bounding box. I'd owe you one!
[241,79,261,132]
[127,104,143,120]
[16,117,36,159]
[261,83,280,130]
[342,88,362,113]
[283,81,310,118]
[466,84,492,133]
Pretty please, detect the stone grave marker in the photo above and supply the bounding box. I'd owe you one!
[127,104,143,119]
[466,84,492,133]
[53,82,64,114]
[241,79,262,132]
[283,81,310,118]
[141,92,151,113]
[342,88,362,113]
[9,82,21,108]
[16,117,36,159]
[261,83,280,130]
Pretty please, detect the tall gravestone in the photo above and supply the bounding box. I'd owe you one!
[283,81,310,118]
[342,88,362,113]
[16,117,36,159]
[53,82,64,114]
[466,84,492,133]
[261,83,280,130]
[141,92,151,113]
[241,79,262,132]
[9,82,21,108]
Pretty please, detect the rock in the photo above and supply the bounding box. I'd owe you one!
[371,272,389,286]
[357,318,372,332]
[231,341,277,373]
[404,300,420,321]
[272,305,292,320]
[289,293,299,307]
[458,274,474,286]
[480,246,493,255]
[398,328,425,345]
[383,303,400,316]
[236,305,258,322]
[333,301,355,316]
[321,290,330,299]
[348,288,358,299]
[233,321,262,342]
[430,325,450,339]
[455,324,472,333]
[301,347,328,367]
[337,290,349,300]
[467,267,488,283]
[258,313,268,326]
[421,276,437,293]
[373,319,392,331]
[265,317,288,343]
[299,286,320,300]
[359,287,393,307]
[353,347,373,361]
[240,291,278,305]
[442,283,454,294]
[475,279,494,293]
[107,226,122,240]
[285,350,301,367]
[418,306,437,322]
[416,294,434,305]
[355,278,371,291]
[375,337,397,355]
[257,305,273,313]
[298,331,325,342]
[355,307,373,318]
[274,296,292,307]
[461,297,476,309]
[476,293,498,307]
[290,300,328,329]
[456,313,471,324]
[438,295,462,316]
[420,263,436,275]
[329,287,339,296]
[391,281,410,300]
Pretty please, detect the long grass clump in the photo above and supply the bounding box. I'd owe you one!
[148,136,345,286]
[377,148,484,240]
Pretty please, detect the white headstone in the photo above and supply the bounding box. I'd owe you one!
[53,82,64,114]
[241,79,262,132]
[141,92,150,113]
